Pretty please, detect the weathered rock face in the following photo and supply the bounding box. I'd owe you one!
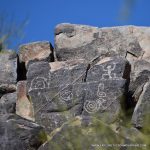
[0,50,17,95]
[27,59,88,133]
[1,24,150,150]
[19,41,54,68]
[26,57,130,133]
[0,49,47,149]
[0,93,16,114]
[82,57,130,124]
[0,114,47,150]
[128,60,150,129]
[38,116,146,150]
[55,24,150,63]
[132,81,150,128]
[16,81,34,121]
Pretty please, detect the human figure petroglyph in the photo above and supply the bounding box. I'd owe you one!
[101,63,121,80]
[101,63,115,80]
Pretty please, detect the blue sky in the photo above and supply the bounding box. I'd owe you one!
[0,0,150,49]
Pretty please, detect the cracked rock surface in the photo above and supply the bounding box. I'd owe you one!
[0,24,150,149]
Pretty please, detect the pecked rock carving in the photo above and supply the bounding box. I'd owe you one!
[1,24,150,150]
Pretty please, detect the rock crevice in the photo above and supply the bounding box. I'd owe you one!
[0,24,150,149]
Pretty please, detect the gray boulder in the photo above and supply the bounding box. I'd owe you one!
[82,57,130,123]
[0,114,47,150]
[0,50,17,95]
[128,60,150,129]
[27,57,130,133]
[38,116,146,150]
[0,92,17,114]
[55,24,149,63]
[132,81,150,128]
[27,59,88,133]
[19,41,54,68]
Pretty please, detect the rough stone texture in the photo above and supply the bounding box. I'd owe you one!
[1,24,150,149]
[26,57,129,133]
[0,84,16,97]
[55,23,150,134]
[38,116,146,150]
[128,59,150,129]
[0,114,47,150]
[132,81,150,128]
[16,81,34,121]
[0,92,17,114]
[55,24,150,63]
[0,50,17,94]
[129,60,150,100]
[27,59,88,133]
[82,57,130,124]
[19,41,54,68]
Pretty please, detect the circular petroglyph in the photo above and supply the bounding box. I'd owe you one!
[59,90,73,102]
[29,77,48,91]
[84,100,100,113]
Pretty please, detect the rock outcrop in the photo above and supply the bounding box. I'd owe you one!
[26,57,130,133]
[16,81,34,121]
[0,24,150,149]
[0,50,17,96]
[38,116,145,150]
[0,49,47,149]
[19,41,54,68]
[0,114,47,150]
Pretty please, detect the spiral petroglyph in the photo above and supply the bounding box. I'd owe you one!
[84,100,100,113]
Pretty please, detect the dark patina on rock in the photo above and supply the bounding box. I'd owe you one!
[27,59,88,133]
[0,114,47,150]
[27,57,130,133]
[0,92,17,114]
[0,50,17,95]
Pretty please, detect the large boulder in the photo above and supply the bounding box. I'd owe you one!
[82,57,130,124]
[19,41,54,68]
[0,114,47,150]
[26,57,130,133]
[0,50,17,95]
[129,60,150,105]
[127,60,150,129]
[27,59,88,133]
[55,24,150,63]
[131,81,150,129]
[0,92,16,114]
[38,116,147,150]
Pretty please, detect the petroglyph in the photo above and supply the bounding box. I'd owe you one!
[84,100,100,114]
[97,83,106,97]
[101,63,121,80]
[59,89,73,102]
[29,77,48,91]
[84,82,117,114]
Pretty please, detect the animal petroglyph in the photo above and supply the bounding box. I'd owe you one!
[84,82,116,114]
[97,83,106,97]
